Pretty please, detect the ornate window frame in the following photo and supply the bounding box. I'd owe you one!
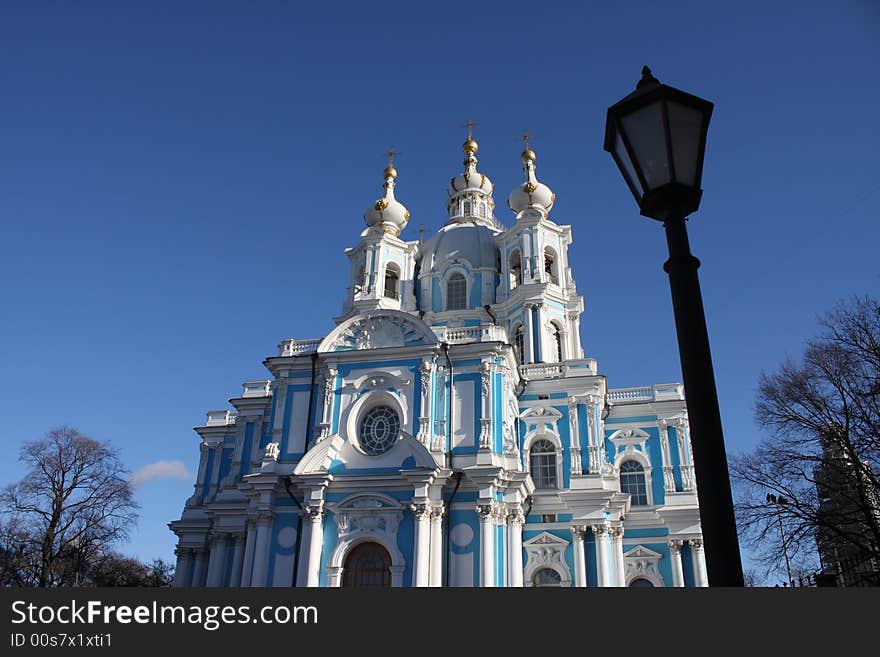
[508,249,523,289]
[326,493,406,587]
[608,427,655,506]
[547,319,567,363]
[382,262,401,301]
[512,323,525,365]
[439,265,471,312]
[523,531,572,587]
[623,545,666,587]
[344,389,407,457]
[522,416,564,492]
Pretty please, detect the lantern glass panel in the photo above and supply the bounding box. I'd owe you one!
[613,130,643,199]
[620,101,670,190]
[667,100,704,187]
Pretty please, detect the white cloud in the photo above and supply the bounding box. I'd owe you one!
[129,460,192,489]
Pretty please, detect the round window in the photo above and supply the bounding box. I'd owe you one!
[359,406,401,455]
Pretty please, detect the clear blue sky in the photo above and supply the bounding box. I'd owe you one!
[1,1,878,569]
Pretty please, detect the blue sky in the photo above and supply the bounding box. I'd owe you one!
[1,1,878,573]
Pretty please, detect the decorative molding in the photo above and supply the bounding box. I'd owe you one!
[523,531,573,587]
[623,545,666,587]
[262,442,280,463]
[479,418,492,450]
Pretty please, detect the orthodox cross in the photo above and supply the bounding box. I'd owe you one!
[521,130,536,149]
[459,119,480,139]
[384,146,400,166]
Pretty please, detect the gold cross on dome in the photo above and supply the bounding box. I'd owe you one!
[384,146,401,166]
[459,119,480,139]
[521,130,537,149]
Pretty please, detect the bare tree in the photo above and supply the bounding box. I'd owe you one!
[731,296,880,585]
[0,426,139,587]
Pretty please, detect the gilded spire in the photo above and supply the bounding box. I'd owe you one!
[459,119,480,160]
[520,130,536,163]
[383,146,400,181]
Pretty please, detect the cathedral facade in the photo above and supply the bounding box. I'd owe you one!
[169,134,707,588]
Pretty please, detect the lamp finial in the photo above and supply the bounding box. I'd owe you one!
[637,65,660,89]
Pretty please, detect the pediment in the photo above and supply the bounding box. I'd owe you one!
[319,310,437,353]
[524,531,570,548]
[519,405,563,427]
[623,545,663,560]
[334,493,403,512]
[608,427,651,446]
[293,431,438,475]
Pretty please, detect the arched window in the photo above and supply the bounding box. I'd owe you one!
[620,460,648,505]
[463,201,471,216]
[550,322,564,363]
[509,250,522,289]
[447,273,467,310]
[629,578,654,588]
[342,542,392,588]
[544,248,559,285]
[533,568,563,587]
[479,203,486,217]
[383,264,400,300]
[530,439,558,489]
[514,325,525,365]
[355,265,366,293]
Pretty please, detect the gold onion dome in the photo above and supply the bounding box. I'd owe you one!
[508,146,555,216]
[364,160,409,236]
[449,139,493,196]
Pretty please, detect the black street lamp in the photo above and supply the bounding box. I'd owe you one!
[604,66,745,586]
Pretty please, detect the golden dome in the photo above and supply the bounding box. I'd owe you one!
[384,164,398,180]
[462,137,478,154]
[521,147,536,163]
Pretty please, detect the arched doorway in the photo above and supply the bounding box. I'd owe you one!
[342,542,392,588]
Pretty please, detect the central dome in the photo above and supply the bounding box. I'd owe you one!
[418,221,501,274]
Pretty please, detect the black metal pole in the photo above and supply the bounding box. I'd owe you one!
[662,215,744,586]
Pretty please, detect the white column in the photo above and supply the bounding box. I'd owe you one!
[305,507,324,588]
[523,304,536,364]
[592,524,612,587]
[690,538,708,587]
[230,532,246,587]
[568,401,582,476]
[192,548,208,587]
[658,420,676,492]
[172,548,193,588]
[477,503,496,587]
[674,418,695,492]
[572,526,587,588]
[586,396,600,474]
[612,527,626,587]
[430,506,444,587]
[239,521,256,587]
[418,361,434,447]
[412,503,431,587]
[479,363,494,450]
[507,510,524,587]
[249,513,273,587]
[668,540,685,587]
[205,533,227,587]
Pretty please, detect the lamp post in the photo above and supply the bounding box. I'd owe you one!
[767,493,794,586]
[603,66,744,586]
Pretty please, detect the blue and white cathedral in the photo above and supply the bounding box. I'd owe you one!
[170,133,708,588]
